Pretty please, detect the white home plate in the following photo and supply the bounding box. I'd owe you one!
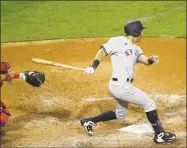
[152,94,185,100]
[119,124,154,134]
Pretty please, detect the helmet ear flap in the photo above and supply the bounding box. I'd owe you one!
[133,31,141,37]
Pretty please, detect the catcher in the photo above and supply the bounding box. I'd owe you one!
[0,61,45,130]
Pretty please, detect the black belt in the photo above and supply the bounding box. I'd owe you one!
[112,78,134,83]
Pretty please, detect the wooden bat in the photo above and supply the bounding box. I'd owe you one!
[32,58,85,71]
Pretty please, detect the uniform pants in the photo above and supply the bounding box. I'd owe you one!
[109,80,156,119]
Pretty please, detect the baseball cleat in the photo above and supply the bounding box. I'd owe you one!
[154,132,176,143]
[80,117,95,136]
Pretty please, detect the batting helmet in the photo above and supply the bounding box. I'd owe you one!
[124,20,145,37]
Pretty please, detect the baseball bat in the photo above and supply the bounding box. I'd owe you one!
[32,58,85,71]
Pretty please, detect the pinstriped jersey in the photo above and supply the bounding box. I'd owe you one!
[101,36,143,81]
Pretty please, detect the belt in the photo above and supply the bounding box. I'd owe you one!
[112,77,134,83]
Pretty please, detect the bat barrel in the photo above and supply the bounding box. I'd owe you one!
[32,58,85,71]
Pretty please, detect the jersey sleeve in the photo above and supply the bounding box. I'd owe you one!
[136,47,144,63]
[100,38,117,56]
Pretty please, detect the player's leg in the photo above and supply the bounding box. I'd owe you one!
[80,109,117,136]
[119,84,176,143]
[0,101,11,131]
[80,97,129,136]
[80,80,131,135]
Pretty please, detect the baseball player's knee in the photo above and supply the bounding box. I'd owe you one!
[115,109,128,119]
[144,100,156,112]
[0,110,11,128]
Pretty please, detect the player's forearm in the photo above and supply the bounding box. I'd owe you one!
[141,57,152,66]
[95,49,105,61]
[91,49,105,69]
[138,55,154,66]
[2,72,26,82]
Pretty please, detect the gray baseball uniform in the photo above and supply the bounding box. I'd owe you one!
[101,36,156,119]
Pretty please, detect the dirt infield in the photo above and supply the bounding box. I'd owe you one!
[1,38,186,147]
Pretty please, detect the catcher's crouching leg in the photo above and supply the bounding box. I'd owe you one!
[0,101,11,128]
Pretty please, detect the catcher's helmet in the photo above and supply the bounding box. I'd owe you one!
[124,20,145,37]
[0,62,11,74]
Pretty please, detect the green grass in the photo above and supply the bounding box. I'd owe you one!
[1,1,186,42]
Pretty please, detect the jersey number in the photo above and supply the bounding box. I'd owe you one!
[125,49,139,56]
[124,49,132,56]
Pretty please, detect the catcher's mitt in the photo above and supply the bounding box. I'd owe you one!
[24,71,45,87]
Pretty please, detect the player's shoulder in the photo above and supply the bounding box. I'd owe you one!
[108,36,127,41]
[108,36,128,43]
[134,43,141,50]
[133,44,143,53]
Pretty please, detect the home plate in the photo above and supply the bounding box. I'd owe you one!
[119,124,154,134]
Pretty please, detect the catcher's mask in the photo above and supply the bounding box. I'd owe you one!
[124,20,146,37]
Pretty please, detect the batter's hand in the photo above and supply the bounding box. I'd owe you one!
[149,55,159,64]
[84,67,95,75]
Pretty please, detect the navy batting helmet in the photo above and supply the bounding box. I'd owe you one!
[124,20,145,37]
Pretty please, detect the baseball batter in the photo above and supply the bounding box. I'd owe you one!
[80,20,176,143]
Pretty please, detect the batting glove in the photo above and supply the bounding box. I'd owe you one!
[149,55,159,64]
[84,66,95,75]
